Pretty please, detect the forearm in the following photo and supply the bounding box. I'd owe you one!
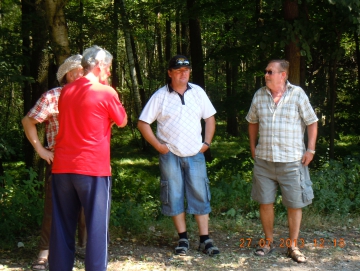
[22,116,54,164]
[137,120,162,150]
[248,123,259,158]
[203,116,215,144]
[22,116,44,153]
[306,122,318,150]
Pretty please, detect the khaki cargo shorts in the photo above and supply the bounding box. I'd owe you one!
[251,158,314,208]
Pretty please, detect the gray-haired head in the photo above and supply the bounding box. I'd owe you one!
[268,59,289,80]
[82,45,113,75]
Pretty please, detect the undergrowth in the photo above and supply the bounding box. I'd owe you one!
[1,126,360,249]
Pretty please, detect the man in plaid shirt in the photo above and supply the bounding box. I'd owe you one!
[22,55,86,270]
[246,59,318,263]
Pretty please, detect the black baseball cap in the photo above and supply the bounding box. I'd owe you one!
[168,55,191,69]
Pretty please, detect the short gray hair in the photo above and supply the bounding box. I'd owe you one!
[82,45,113,75]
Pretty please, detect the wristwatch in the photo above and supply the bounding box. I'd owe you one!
[203,142,211,147]
[307,149,315,154]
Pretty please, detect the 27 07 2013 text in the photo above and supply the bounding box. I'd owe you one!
[239,238,346,248]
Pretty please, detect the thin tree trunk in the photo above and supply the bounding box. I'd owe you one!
[119,0,142,117]
[329,60,337,159]
[130,35,146,109]
[176,11,181,54]
[283,0,300,85]
[155,10,164,78]
[22,0,49,172]
[187,0,205,88]
[181,22,188,56]
[355,32,360,91]
[112,0,120,90]
[255,0,263,90]
[165,17,171,81]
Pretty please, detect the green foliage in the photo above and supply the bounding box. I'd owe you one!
[207,148,259,217]
[0,168,44,246]
[0,139,15,160]
[310,156,360,215]
[109,142,162,233]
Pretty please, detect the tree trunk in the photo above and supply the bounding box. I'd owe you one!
[43,0,70,65]
[176,11,181,54]
[181,21,188,56]
[187,0,211,161]
[283,0,300,85]
[155,10,164,78]
[355,32,360,91]
[22,0,49,173]
[187,0,205,88]
[119,0,142,117]
[130,35,146,109]
[165,17,171,81]
[111,0,120,90]
[329,59,337,160]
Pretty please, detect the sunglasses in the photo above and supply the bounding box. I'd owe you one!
[175,59,190,67]
[264,70,283,75]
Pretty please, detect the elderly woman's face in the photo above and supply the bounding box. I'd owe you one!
[66,67,84,84]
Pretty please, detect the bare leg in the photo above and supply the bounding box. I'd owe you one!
[194,214,209,235]
[287,207,305,262]
[287,207,302,247]
[38,249,49,259]
[256,203,274,255]
[172,212,186,233]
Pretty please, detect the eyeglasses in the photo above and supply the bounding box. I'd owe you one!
[175,59,190,67]
[172,68,191,74]
[264,70,284,75]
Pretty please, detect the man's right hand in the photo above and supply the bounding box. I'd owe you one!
[157,143,170,154]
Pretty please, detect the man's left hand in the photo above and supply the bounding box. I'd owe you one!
[301,151,314,166]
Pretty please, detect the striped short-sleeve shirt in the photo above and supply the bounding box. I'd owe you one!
[246,82,318,162]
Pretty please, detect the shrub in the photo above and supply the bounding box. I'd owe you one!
[0,168,44,246]
[310,156,360,215]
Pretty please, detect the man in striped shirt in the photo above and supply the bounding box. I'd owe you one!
[22,55,86,270]
[246,59,318,263]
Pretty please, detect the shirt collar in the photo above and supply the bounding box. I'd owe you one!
[167,83,192,93]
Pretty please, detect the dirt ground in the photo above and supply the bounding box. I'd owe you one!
[1,225,360,271]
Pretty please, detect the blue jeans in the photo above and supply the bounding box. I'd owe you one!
[159,151,211,216]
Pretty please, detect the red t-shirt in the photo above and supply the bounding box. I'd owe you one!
[52,77,126,176]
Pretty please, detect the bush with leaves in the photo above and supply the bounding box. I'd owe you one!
[0,168,44,247]
[207,148,260,217]
[310,156,360,215]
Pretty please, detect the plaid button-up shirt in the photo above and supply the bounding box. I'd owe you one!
[246,82,318,162]
[27,87,62,150]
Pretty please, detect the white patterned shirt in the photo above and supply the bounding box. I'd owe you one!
[139,83,216,157]
[246,82,318,162]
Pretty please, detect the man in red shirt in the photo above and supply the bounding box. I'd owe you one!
[49,45,127,271]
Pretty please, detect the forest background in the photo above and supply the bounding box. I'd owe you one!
[1,0,360,248]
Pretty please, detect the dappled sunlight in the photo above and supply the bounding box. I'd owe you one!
[113,158,158,167]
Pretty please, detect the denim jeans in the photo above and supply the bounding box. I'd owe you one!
[159,151,211,216]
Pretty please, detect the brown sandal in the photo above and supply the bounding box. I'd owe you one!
[31,257,49,270]
[287,247,307,263]
[254,242,276,256]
